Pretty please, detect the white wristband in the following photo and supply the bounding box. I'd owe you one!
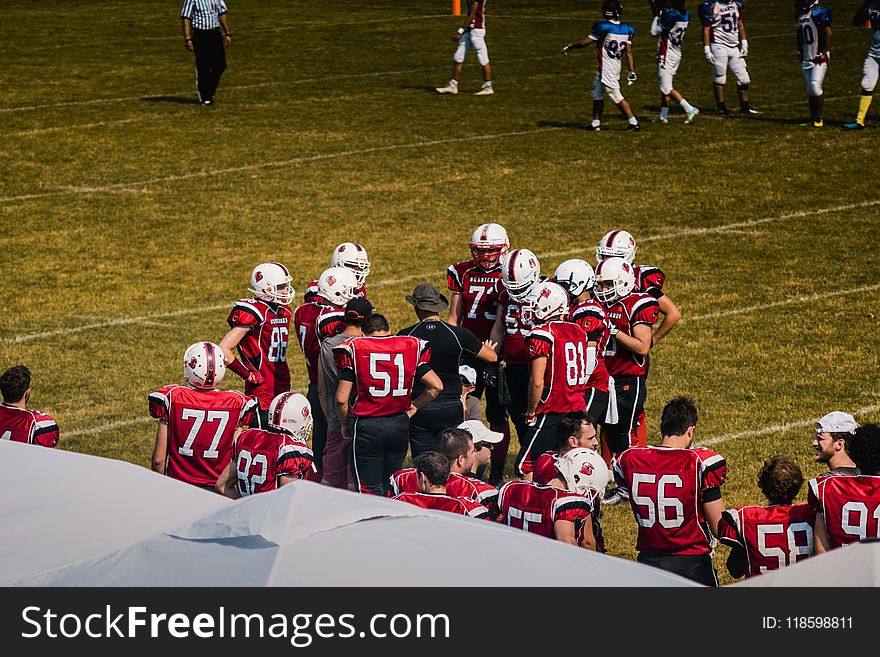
[741,39,748,48]
[457,27,465,34]
[704,45,711,55]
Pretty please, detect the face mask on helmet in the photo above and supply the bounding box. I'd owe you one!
[521,282,570,324]
[268,392,314,442]
[470,223,510,270]
[602,0,622,19]
[554,259,596,298]
[596,230,637,264]
[501,249,541,302]
[557,448,610,503]
[183,342,226,389]
[331,243,371,286]
[318,267,359,307]
[594,258,635,304]
[250,262,295,306]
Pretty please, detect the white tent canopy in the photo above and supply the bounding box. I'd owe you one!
[735,541,880,587]
[3,447,697,586]
[0,440,229,585]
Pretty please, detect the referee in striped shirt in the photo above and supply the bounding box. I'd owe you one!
[181,0,232,105]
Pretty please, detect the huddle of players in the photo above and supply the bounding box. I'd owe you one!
[556,0,880,129]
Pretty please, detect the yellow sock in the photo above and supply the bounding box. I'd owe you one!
[857,95,873,125]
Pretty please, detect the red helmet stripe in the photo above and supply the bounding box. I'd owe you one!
[481,224,490,241]
[273,392,294,429]
[203,342,216,387]
[507,249,520,279]
[605,230,621,248]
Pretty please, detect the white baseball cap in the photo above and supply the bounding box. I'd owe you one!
[458,420,503,444]
[816,411,858,435]
[459,365,477,387]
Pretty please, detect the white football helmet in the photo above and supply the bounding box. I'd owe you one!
[596,230,637,264]
[521,281,570,325]
[556,448,610,503]
[500,248,541,301]
[470,223,510,270]
[594,257,635,305]
[183,342,226,389]
[554,259,596,298]
[317,266,359,307]
[268,392,313,442]
[331,243,371,285]
[249,262,295,306]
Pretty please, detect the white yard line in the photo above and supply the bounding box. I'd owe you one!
[698,405,880,447]
[5,198,878,345]
[688,284,880,321]
[63,417,154,439]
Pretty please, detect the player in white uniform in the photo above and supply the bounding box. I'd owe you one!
[562,0,641,132]
[699,0,758,115]
[796,0,832,128]
[651,0,699,123]
[843,1,880,130]
[436,0,494,95]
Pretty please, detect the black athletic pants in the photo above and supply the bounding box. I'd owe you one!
[603,375,647,456]
[467,358,507,425]
[307,381,328,469]
[637,552,719,587]
[409,400,465,459]
[191,28,227,103]
[351,413,409,496]
[516,411,565,477]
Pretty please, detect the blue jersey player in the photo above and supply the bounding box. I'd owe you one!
[650,0,700,123]
[796,0,832,128]
[843,0,880,129]
[563,0,641,131]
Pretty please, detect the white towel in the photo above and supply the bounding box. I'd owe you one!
[605,376,619,425]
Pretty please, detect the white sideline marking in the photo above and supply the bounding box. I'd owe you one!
[698,405,880,447]
[0,127,563,204]
[63,417,153,439]
[5,199,879,345]
[6,304,229,344]
[688,284,880,322]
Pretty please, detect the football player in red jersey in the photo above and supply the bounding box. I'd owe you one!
[593,258,659,485]
[596,230,681,449]
[334,314,443,496]
[533,411,599,486]
[812,410,860,476]
[393,451,491,519]
[220,262,294,429]
[447,223,510,483]
[390,426,501,517]
[216,392,315,497]
[295,266,360,482]
[810,424,880,552]
[499,453,598,549]
[517,281,593,478]
[553,259,611,429]
[553,447,611,552]
[488,248,543,484]
[719,455,814,578]
[150,342,258,490]
[613,396,728,586]
[303,242,370,303]
[0,365,59,448]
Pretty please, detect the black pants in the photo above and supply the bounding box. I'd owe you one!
[503,363,530,440]
[250,408,269,430]
[409,400,465,459]
[351,413,409,496]
[637,552,719,587]
[585,387,609,427]
[516,411,565,477]
[604,375,647,455]
[191,28,227,102]
[307,381,328,469]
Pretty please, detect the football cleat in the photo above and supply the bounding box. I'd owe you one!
[653,116,670,124]
[684,107,700,123]
[474,83,494,95]
[586,124,602,131]
[842,122,865,130]
[436,82,458,94]
[718,106,732,117]
[626,123,641,131]
[742,104,761,115]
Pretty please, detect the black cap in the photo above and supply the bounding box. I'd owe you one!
[344,297,375,321]
[406,283,449,312]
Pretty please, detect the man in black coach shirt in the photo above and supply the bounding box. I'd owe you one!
[399,283,498,458]
[181,0,232,105]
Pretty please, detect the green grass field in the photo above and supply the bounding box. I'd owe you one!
[1,0,879,585]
